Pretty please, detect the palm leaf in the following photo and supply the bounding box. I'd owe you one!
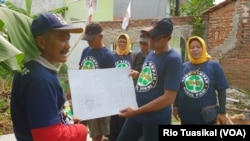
[0,7,40,63]
[25,0,32,16]
[5,1,27,15]
[0,36,24,72]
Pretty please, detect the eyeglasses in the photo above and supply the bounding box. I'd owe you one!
[189,45,202,50]
[118,39,127,44]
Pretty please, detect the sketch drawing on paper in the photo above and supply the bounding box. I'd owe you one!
[68,68,138,120]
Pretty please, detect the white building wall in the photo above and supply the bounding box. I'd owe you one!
[8,0,64,15]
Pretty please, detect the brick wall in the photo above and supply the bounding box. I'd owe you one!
[203,0,250,93]
[207,2,235,50]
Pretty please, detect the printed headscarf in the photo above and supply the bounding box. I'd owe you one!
[116,33,131,55]
[187,36,211,64]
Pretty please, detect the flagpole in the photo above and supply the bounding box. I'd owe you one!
[58,0,93,70]
[67,0,93,58]
[67,32,85,58]
[87,0,93,24]
[121,0,131,30]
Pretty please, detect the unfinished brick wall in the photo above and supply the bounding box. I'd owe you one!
[203,0,250,93]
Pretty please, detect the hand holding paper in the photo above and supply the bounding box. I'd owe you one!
[68,68,138,120]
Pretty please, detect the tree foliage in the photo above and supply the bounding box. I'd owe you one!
[180,0,214,16]
[179,0,214,37]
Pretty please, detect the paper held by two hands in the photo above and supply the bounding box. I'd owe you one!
[68,67,138,120]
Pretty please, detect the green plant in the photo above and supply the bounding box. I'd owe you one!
[0,7,38,74]
[191,16,204,37]
[60,78,70,94]
[0,14,25,74]
[5,0,31,16]
[179,0,214,36]
[58,63,68,74]
[57,63,70,93]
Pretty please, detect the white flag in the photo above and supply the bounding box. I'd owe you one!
[121,1,131,30]
[87,0,93,24]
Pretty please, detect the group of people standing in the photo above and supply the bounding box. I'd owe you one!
[78,22,151,141]
[10,12,230,141]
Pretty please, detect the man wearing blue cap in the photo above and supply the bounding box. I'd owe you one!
[117,18,183,141]
[79,22,116,141]
[10,12,88,141]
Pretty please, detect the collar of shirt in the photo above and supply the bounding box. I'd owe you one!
[34,56,59,72]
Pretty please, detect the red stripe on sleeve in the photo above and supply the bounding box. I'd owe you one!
[31,123,87,141]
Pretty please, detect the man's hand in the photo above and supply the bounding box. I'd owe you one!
[173,107,180,121]
[72,117,81,124]
[119,107,138,118]
[129,70,140,80]
[216,114,233,125]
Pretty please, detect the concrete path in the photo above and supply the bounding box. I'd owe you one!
[0,134,15,141]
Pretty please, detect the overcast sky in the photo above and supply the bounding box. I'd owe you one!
[214,0,225,4]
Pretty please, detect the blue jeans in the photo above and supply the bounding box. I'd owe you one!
[117,117,170,141]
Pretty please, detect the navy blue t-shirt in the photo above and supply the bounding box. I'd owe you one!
[176,60,229,124]
[113,52,133,68]
[79,46,115,69]
[134,49,183,124]
[11,59,65,140]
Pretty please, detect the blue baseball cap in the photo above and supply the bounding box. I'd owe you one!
[31,12,83,37]
[141,18,173,39]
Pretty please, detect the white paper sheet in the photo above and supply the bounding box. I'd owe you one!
[68,67,138,120]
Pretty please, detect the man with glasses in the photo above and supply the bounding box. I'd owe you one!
[117,18,183,141]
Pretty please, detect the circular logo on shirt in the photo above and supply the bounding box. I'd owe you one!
[136,61,157,92]
[182,70,209,98]
[81,56,99,69]
[115,60,131,68]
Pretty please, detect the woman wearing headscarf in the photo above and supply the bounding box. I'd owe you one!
[109,33,134,141]
[173,36,230,125]
[112,33,134,68]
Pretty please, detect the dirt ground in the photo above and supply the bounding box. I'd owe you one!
[0,91,12,135]
[0,114,12,135]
